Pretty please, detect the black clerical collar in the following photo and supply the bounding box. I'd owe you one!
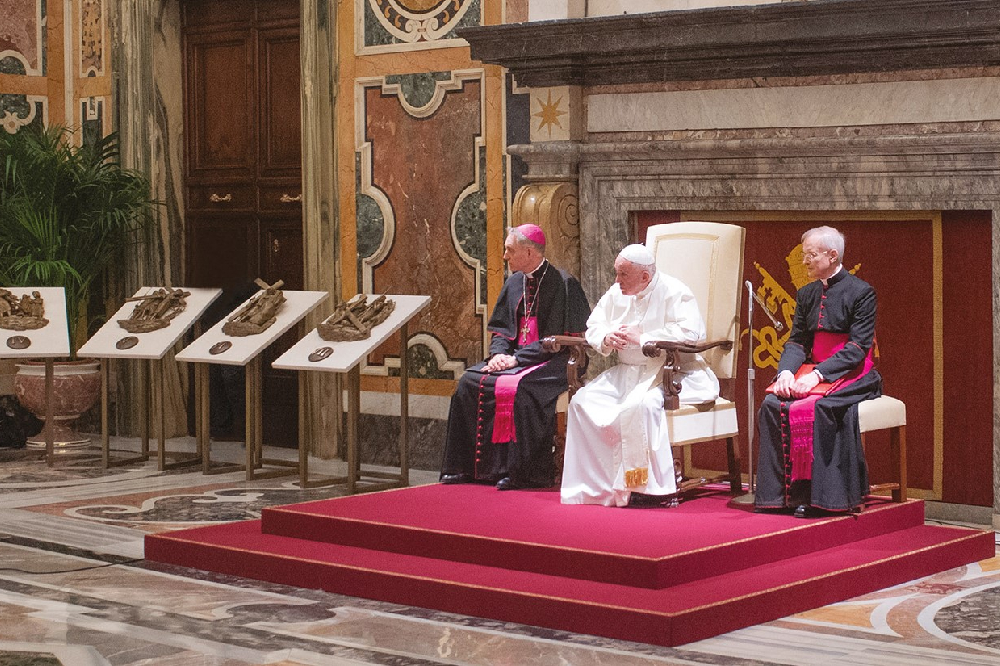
[822,265,846,287]
[527,259,548,278]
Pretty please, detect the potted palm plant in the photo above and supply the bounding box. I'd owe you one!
[0,125,156,448]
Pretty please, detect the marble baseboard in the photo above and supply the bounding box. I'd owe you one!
[924,500,995,528]
[357,413,445,471]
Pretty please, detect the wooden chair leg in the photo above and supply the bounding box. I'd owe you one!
[669,447,684,487]
[553,411,567,484]
[891,424,907,503]
[862,426,907,503]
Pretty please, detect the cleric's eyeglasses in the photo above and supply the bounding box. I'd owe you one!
[802,249,831,261]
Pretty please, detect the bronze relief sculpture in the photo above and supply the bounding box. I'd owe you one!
[318,294,395,342]
[118,287,191,334]
[0,289,48,331]
[222,279,286,337]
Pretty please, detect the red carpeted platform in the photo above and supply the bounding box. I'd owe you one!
[145,485,994,647]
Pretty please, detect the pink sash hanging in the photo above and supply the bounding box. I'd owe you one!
[788,331,876,481]
[492,315,544,444]
[788,395,823,480]
[492,364,543,443]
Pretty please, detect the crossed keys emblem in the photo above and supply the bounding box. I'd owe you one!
[747,244,862,371]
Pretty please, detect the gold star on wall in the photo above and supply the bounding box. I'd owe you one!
[533,90,568,138]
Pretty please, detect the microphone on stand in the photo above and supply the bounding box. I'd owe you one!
[748,285,783,331]
[733,279,783,506]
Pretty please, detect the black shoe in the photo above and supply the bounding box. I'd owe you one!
[627,492,672,508]
[793,504,811,518]
[495,477,518,490]
[441,473,473,485]
[496,476,551,490]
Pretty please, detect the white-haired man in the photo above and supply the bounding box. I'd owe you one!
[441,224,591,490]
[755,226,881,517]
[560,244,719,507]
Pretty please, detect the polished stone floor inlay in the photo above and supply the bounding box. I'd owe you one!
[0,436,996,665]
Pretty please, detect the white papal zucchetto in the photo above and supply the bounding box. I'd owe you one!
[618,243,655,265]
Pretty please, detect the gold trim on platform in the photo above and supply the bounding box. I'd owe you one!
[266,499,922,560]
[152,529,989,619]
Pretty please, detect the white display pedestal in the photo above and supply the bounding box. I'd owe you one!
[79,287,221,469]
[177,290,327,479]
[0,287,70,466]
[272,294,431,492]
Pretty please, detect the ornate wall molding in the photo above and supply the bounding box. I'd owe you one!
[358,0,479,54]
[0,0,44,75]
[552,132,1000,299]
[512,182,580,279]
[460,0,1000,87]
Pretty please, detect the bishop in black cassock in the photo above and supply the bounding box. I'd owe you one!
[755,226,881,516]
[441,224,590,490]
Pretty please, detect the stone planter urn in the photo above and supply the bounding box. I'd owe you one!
[14,359,101,450]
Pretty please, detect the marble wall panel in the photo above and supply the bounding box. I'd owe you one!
[0,96,45,133]
[505,0,528,23]
[585,0,789,17]
[80,96,104,146]
[81,0,104,76]
[357,72,488,378]
[0,0,43,75]
[506,73,530,211]
[359,0,481,53]
[526,0,786,21]
[588,78,1000,133]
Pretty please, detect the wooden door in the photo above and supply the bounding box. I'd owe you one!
[183,0,302,447]
[184,28,257,290]
[257,23,302,448]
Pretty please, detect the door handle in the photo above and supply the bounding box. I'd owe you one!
[209,193,232,203]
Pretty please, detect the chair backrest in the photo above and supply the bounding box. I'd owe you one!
[645,222,745,380]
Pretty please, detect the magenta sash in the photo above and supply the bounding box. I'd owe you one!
[492,363,544,443]
[492,316,544,443]
[788,331,876,481]
[788,394,822,480]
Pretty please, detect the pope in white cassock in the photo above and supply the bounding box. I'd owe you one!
[560,244,720,507]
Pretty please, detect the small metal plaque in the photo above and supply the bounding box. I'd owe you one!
[209,340,233,355]
[116,336,139,350]
[6,335,30,350]
[308,346,334,362]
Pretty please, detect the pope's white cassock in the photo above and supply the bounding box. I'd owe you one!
[560,270,719,507]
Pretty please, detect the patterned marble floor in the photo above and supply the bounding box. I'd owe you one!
[0,438,997,666]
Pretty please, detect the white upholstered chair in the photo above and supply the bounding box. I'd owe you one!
[858,395,907,502]
[546,221,746,496]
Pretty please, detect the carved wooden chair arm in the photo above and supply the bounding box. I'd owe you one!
[641,339,734,357]
[542,335,590,395]
[641,338,734,409]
